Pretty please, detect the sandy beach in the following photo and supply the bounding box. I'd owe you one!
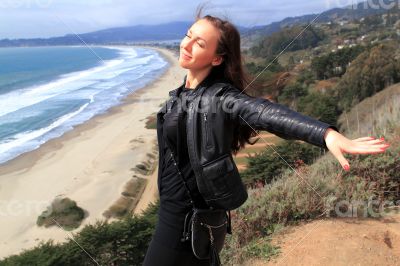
[0,46,186,259]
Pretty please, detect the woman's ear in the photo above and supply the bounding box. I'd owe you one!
[212,55,224,66]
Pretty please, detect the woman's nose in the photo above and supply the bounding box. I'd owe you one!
[182,39,193,51]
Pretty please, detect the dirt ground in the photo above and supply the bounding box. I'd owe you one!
[244,212,400,266]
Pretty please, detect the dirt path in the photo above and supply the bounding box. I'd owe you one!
[244,212,400,266]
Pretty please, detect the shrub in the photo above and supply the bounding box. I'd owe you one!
[37,197,86,230]
[240,140,323,187]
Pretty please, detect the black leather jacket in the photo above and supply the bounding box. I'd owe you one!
[156,72,338,211]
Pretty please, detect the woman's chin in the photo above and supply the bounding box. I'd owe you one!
[178,59,191,69]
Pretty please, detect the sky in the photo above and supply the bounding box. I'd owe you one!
[0,0,365,39]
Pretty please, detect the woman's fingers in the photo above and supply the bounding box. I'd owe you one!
[353,136,376,142]
[330,145,350,171]
[325,132,390,171]
[343,140,390,154]
[352,137,387,145]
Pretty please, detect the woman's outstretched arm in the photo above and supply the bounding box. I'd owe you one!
[221,85,390,170]
[222,85,338,148]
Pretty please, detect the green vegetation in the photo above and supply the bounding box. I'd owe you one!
[276,69,340,126]
[243,237,280,260]
[245,58,284,75]
[240,140,324,186]
[145,112,157,129]
[277,81,308,109]
[297,91,339,125]
[250,25,325,59]
[37,197,86,231]
[336,41,400,112]
[1,201,159,266]
[311,45,366,79]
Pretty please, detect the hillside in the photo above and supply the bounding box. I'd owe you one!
[337,83,400,138]
[241,0,392,48]
[221,83,400,265]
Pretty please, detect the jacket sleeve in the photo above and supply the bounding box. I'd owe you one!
[221,85,339,149]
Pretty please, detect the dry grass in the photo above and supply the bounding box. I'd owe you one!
[103,177,147,219]
[337,83,400,138]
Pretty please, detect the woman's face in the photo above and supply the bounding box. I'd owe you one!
[179,19,223,70]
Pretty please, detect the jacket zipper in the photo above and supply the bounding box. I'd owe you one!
[203,112,211,148]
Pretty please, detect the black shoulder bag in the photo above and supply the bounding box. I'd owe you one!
[181,206,232,265]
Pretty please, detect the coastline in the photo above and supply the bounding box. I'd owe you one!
[0,46,185,259]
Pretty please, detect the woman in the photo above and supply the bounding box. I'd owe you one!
[142,9,390,266]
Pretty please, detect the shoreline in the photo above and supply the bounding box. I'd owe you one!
[0,46,185,259]
[0,45,173,175]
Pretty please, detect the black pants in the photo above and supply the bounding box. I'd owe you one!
[142,207,211,266]
[142,235,210,266]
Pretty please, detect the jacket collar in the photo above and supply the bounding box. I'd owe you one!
[168,71,222,97]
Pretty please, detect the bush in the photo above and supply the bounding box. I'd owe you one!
[145,113,157,129]
[37,197,86,230]
[240,140,323,187]
[297,91,340,126]
[277,82,308,109]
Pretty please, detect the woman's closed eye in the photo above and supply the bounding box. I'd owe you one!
[184,34,204,47]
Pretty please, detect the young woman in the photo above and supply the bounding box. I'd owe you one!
[142,9,390,266]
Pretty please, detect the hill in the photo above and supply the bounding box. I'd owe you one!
[241,0,391,48]
[337,83,400,137]
[220,82,400,265]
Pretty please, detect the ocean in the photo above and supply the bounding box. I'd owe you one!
[0,46,169,165]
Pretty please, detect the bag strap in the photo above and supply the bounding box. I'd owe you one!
[164,135,197,207]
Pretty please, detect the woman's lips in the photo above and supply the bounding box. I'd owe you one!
[181,52,192,60]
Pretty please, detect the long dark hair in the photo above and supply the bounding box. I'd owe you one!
[194,5,260,155]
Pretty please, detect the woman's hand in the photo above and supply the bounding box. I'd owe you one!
[324,128,391,171]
